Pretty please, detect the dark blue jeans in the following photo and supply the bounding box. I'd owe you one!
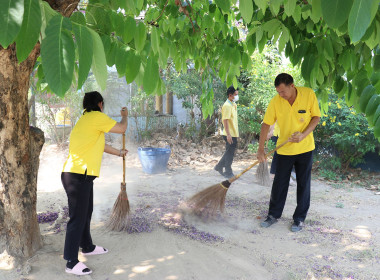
[216,136,237,174]
[61,172,96,261]
[268,151,313,222]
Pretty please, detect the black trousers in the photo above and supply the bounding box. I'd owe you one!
[268,151,313,222]
[270,136,278,174]
[216,136,237,174]
[61,172,96,261]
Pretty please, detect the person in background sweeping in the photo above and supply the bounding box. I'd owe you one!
[214,86,239,178]
[61,91,128,276]
[257,73,321,232]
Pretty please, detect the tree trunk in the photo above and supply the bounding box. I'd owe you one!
[155,95,163,114]
[0,44,44,259]
[0,0,80,261]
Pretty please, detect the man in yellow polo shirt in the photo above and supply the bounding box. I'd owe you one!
[257,73,321,232]
[214,86,239,178]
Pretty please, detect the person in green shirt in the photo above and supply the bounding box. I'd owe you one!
[214,86,239,178]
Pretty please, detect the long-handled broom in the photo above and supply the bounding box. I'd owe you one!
[187,139,289,218]
[106,133,130,231]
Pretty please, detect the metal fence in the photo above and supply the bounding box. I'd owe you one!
[109,115,177,142]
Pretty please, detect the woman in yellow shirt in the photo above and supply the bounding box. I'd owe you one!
[62,91,128,275]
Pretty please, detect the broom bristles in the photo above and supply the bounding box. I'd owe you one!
[187,182,229,218]
[106,184,130,231]
[255,160,271,187]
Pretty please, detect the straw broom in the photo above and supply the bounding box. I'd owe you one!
[187,140,289,218]
[255,140,271,187]
[106,133,130,231]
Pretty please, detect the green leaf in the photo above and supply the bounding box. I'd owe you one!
[270,0,281,15]
[15,0,41,62]
[284,0,296,17]
[348,0,378,43]
[151,27,160,54]
[374,115,380,138]
[241,52,249,69]
[215,0,230,13]
[40,1,58,39]
[88,28,107,90]
[359,85,376,113]
[136,0,144,11]
[254,0,267,11]
[70,11,86,25]
[134,21,146,52]
[143,56,159,94]
[352,69,370,94]
[125,51,141,84]
[345,82,356,107]
[73,25,93,90]
[114,12,124,37]
[115,45,129,77]
[301,55,315,83]
[41,15,74,97]
[0,0,24,48]
[334,75,344,94]
[231,48,241,65]
[263,19,280,38]
[323,38,334,61]
[372,106,380,127]
[123,16,135,43]
[240,0,253,24]
[159,38,169,68]
[365,94,380,118]
[373,55,380,72]
[321,0,353,28]
[310,0,322,23]
[292,5,301,23]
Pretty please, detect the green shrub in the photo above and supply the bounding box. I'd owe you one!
[314,94,379,170]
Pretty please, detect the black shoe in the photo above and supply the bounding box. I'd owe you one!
[214,165,224,176]
[223,172,235,178]
[260,215,278,228]
[291,221,304,232]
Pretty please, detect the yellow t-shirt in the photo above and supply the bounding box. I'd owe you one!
[263,87,321,155]
[62,111,117,176]
[273,122,280,137]
[221,100,239,137]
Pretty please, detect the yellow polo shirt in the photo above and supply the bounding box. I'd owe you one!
[263,87,321,155]
[221,99,239,137]
[273,122,280,137]
[62,111,117,176]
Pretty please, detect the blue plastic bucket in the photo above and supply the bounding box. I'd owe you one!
[137,147,171,174]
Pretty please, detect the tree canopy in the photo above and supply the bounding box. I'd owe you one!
[1,0,380,140]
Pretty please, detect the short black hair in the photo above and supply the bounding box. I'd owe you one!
[227,86,238,96]
[274,73,294,87]
[83,91,103,114]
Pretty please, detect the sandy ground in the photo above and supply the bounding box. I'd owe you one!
[1,142,380,280]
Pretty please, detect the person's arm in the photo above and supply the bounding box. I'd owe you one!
[104,144,128,157]
[223,119,233,144]
[109,107,128,134]
[257,123,270,162]
[289,116,321,143]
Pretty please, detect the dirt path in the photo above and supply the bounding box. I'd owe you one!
[1,143,380,280]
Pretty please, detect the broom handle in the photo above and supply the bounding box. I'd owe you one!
[228,139,289,183]
[122,133,125,184]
